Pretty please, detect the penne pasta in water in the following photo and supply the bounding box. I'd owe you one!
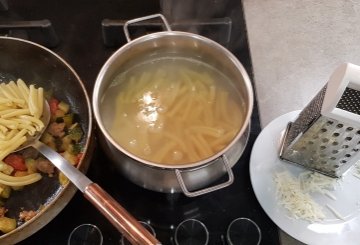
[101,57,245,164]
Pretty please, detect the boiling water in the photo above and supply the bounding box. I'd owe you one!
[100,57,245,165]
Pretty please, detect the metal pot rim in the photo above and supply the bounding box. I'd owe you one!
[93,30,254,170]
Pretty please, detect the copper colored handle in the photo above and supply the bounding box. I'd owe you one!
[84,183,161,245]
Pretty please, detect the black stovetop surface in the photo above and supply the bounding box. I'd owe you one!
[2,0,280,244]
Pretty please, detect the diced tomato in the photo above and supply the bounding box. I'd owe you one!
[4,154,27,171]
[49,98,60,115]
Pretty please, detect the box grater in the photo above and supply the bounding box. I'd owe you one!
[280,63,360,178]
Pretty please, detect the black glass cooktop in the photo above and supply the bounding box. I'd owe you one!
[2,0,280,244]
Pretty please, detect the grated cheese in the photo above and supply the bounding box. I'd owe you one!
[274,171,326,222]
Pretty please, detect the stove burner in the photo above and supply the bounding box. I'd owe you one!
[101,17,231,48]
[0,20,59,47]
[0,0,59,48]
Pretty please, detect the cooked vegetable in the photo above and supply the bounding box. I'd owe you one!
[61,151,77,165]
[0,184,11,199]
[62,113,74,128]
[58,101,70,114]
[68,123,83,142]
[0,217,16,233]
[59,172,69,186]
[40,132,56,151]
[3,154,27,171]
[25,158,37,174]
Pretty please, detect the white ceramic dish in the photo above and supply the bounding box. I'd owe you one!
[250,110,360,245]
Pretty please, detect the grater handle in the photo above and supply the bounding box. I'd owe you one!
[321,63,360,127]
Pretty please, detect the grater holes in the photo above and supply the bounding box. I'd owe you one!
[336,87,360,115]
[322,138,329,143]
[327,121,334,125]
[340,160,347,164]
[336,124,344,128]
[332,150,339,154]
[308,141,314,145]
[353,148,359,152]
[320,146,326,150]
[345,137,352,141]
[334,165,340,169]
[357,130,360,135]
[332,132,340,137]
[330,157,336,160]
[320,128,327,133]
[320,160,327,164]
[345,154,351,157]
[346,127,354,131]
[333,141,339,146]
[342,144,349,148]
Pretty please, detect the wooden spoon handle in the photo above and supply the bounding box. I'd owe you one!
[84,183,161,245]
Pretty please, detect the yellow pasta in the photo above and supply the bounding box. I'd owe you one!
[1,109,30,118]
[17,79,30,103]
[0,172,42,187]
[0,129,27,149]
[0,136,26,161]
[37,87,44,117]
[0,125,8,134]
[189,126,224,138]
[101,58,244,165]
[4,129,18,141]
[0,80,45,160]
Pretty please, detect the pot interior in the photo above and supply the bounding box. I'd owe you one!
[94,31,253,168]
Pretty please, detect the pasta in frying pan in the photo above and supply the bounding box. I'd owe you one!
[101,57,245,164]
[0,79,44,162]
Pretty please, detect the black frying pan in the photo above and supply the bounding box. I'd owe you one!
[0,36,93,244]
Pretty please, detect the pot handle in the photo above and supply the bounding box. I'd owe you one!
[175,155,234,197]
[123,14,172,42]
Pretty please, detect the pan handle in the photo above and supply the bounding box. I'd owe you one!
[84,183,161,245]
[175,155,234,197]
[123,14,172,42]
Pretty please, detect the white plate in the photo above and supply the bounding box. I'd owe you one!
[250,111,360,245]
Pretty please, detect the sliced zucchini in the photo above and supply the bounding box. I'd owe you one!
[0,217,16,233]
[25,158,37,174]
[59,172,69,186]
[63,113,74,128]
[58,101,70,114]
[62,151,77,165]
[40,132,56,151]
[0,184,11,199]
[68,123,83,142]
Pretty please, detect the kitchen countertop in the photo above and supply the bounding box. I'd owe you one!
[242,0,360,244]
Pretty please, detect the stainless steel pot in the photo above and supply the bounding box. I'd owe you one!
[93,14,253,197]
